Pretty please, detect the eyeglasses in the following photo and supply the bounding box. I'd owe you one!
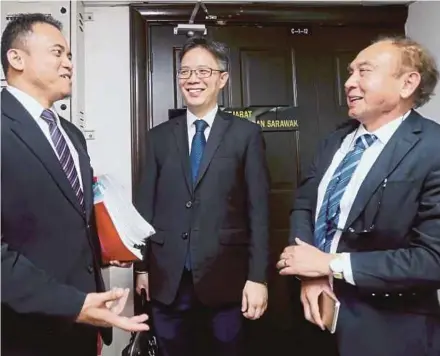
[177,67,225,79]
[324,178,388,235]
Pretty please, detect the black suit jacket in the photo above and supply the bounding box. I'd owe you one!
[1,89,111,356]
[134,110,270,306]
[290,110,440,356]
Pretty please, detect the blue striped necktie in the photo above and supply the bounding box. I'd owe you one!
[190,119,209,183]
[41,109,84,210]
[314,134,377,252]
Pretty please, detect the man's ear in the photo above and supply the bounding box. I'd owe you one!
[7,49,25,72]
[400,71,421,100]
[219,71,229,89]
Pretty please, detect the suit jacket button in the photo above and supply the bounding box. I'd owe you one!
[185,201,192,208]
[181,232,189,240]
[87,265,94,274]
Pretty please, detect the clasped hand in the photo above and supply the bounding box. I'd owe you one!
[276,238,333,278]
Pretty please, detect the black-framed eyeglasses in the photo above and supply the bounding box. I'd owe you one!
[177,67,225,79]
[324,178,388,235]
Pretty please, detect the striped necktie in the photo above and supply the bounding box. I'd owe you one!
[314,134,377,252]
[41,109,84,210]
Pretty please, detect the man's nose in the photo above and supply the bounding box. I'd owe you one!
[63,57,73,70]
[344,74,356,92]
[187,70,200,83]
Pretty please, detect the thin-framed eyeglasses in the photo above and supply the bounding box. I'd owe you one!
[177,67,225,79]
[325,178,388,235]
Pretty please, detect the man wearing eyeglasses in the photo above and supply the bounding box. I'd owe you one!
[277,36,440,356]
[134,36,270,356]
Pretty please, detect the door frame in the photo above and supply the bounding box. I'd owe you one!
[129,3,408,190]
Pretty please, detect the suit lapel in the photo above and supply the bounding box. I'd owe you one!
[2,90,84,217]
[172,116,192,193]
[345,112,422,229]
[61,121,93,219]
[195,111,231,188]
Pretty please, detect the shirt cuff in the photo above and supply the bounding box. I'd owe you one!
[341,252,355,285]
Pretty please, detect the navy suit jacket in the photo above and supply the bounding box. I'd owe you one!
[1,89,111,355]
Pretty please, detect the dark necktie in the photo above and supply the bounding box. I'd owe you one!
[41,109,84,209]
[190,119,209,183]
[314,134,377,252]
[185,119,209,270]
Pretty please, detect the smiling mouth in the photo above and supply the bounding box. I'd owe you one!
[186,88,205,93]
[348,96,363,103]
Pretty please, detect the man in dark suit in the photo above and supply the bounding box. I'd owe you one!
[1,13,148,356]
[277,36,440,356]
[134,36,270,356]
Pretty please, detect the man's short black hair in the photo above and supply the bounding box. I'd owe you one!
[1,13,62,75]
[179,36,229,71]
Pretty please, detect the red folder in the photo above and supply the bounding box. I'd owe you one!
[94,201,140,264]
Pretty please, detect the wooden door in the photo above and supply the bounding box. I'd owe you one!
[147,22,403,355]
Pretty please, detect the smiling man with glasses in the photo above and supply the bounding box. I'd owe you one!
[134,36,270,356]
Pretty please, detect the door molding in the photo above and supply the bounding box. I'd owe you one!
[129,3,408,191]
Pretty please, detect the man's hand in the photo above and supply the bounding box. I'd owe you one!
[76,288,149,332]
[241,280,268,320]
[300,278,335,330]
[277,238,333,278]
[109,261,133,268]
[135,273,150,301]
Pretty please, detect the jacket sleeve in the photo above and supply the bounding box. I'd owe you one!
[1,242,86,318]
[244,125,270,283]
[133,132,158,273]
[289,139,327,246]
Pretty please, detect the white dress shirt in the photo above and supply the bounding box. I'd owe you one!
[7,86,83,189]
[186,105,218,153]
[316,111,411,285]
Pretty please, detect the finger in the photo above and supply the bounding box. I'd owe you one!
[303,299,312,322]
[118,317,150,332]
[145,286,150,301]
[110,289,129,315]
[253,306,263,320]
[129,314,149,324]
[104,312,150,332]
[309,294,324,330]
[301,292,312,322]
[279,252,292,260]
[100,288,125,305]
[276,260,285,270]
[119,262,133,268]
[245,305,256,319]
[279,266,296,276]
[241,292,248,312]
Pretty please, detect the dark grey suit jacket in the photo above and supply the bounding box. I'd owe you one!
[134,110,270,307]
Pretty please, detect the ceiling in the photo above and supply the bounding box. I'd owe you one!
[82,0,414,7]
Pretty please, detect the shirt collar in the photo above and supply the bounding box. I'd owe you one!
[6,85,60,124]
[354,110,411,145]
[186,105,218,130]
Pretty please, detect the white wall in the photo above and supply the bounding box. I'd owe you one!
[83,5,133,355]
[406,1,440,123]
